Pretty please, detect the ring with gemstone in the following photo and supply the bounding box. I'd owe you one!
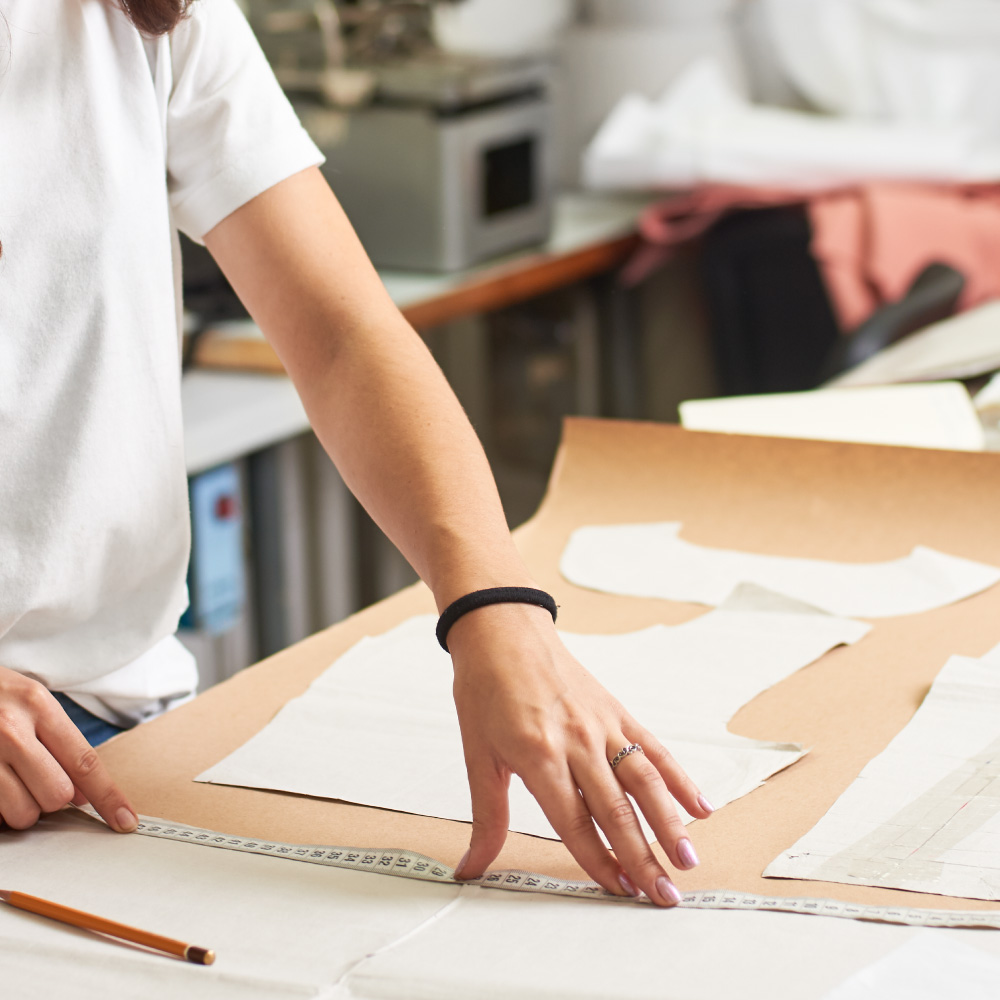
[609,743,644,769]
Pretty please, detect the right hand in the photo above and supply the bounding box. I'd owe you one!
[0,666,137,832]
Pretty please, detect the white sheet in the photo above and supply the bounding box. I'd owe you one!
[830,300,1000,387]
[560,523,1000,618]
[582,59,1000,192]
[821,930,1000,1000]
[9,812,1000,1000]
[765,644,1000,900]
[344,885,1000,1000]
[679,382,985,452]
[198,587,868,840]
[0,809,460,999]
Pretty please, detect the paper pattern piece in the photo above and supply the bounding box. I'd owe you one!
[198,586,868,840]
[561,522,1000,618]
[679,382,986,453]
[766,644,1000,900]
[821,931,1000,1000]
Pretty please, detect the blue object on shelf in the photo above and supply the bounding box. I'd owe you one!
[182,463,245,635]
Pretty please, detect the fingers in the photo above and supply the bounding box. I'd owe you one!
[35,710,137,833]
[456,753,511,880]
[0,763,48,830]
[630,724,715,822]
[0,684,75,829]
[606,743,697,876]
[520,761,643,901]
[574,748,684,907]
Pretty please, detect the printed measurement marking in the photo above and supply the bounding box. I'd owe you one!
[79,808,1000,929]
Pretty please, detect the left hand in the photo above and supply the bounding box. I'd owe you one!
[447,602,713,907]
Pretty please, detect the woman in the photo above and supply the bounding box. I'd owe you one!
[0,0,712,906]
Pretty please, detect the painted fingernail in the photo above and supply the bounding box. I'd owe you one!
[656,876,682,906]
[115,808,137,833]
[698,794,715,814]
[453,849,470,880]
[618,872,640,897]
[676,838,699,870]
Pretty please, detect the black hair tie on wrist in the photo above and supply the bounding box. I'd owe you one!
[436,587,558,653]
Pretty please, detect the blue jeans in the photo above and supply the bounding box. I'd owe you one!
[53,692,125,747]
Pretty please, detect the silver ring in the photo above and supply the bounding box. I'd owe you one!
[609,743,644,769]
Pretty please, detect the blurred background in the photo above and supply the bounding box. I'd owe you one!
[180,0,1000,685]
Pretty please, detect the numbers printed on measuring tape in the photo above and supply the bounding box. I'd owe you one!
[71,807,1000,930]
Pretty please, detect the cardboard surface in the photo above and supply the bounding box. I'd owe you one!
[100,419,1000,913]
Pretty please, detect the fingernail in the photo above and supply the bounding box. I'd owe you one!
[115,808,137,833]
[676,838,699,870]
[453,849,470,880]
[698,794,715,814]
[656,876,682,906]
[618,872,640,897]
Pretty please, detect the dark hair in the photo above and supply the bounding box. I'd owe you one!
[120,0,194,36]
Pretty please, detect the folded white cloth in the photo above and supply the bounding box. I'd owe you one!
[583,58,1000,192]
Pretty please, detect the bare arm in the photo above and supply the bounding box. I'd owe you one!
[204,167,712,903]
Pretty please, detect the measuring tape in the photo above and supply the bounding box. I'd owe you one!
[84,810,1000,930]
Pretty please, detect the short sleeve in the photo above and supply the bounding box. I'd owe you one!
[166,0,323,242]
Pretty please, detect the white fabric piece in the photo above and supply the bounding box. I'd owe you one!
[821,930,1000,1000]
[766,644,1000,900]
[680,382,986,452]
[60,635,197,727]
[762,0,1000,134]
[345,885,944,1000]
[582,58,1000,192]
[831,300,1000,387]
[561,523,1000,618]
[0,0,321,723]
[198,587,868,840]
[0,810,459,999]
[9,812,1000,999]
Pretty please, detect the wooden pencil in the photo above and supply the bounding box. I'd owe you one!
[0,889,215,965]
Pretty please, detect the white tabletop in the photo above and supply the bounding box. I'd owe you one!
[182,370,310,476]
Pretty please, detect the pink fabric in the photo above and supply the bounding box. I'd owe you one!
[625,183,1000,332]
[811,184,1000,330]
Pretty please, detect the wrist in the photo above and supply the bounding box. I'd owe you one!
[443,599,561,666]
[436,587,557,652]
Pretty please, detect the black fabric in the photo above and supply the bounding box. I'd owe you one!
[436,587,558,653]
[700,205,842,395]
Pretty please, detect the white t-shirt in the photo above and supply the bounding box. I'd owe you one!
[0,0,322,724]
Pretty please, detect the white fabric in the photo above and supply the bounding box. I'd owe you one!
[765,644,1000,900]
[0,810,459,999]
[821,931,1000,1000]
[560,523,1000,618]
[197,587,869,841]
[582,58,1000,192]
[62,635,197,728]
[830,300,1000,387]
[18,811,1000,1000]
[762,0,1000,136]
[0,0,321,722]
[348,886,953,1000]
